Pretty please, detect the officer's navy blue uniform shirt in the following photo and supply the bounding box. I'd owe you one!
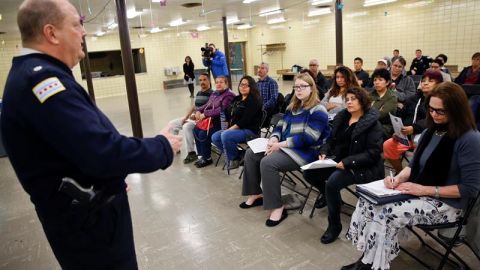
[1,51,174,219]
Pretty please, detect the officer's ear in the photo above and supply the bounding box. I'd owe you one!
[43,24,60,45]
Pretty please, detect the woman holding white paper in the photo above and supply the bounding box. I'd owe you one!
[383,70,444,174]
[344,82,480,270]
[240,73,330,227]
[303,87,384,244]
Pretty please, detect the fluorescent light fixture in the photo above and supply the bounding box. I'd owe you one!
[237,23,254,29]
[243,0,258,3]
[152,0,161,2]
[363,0,396,7]
[169,19,187,27]
[346,11,368,18]
[267,17,286,24]
[311,0,332,5]
[127,9,142,19]
[95,31,106,37]
[259,9,282,17]
[107,22,118,30]
[403,1,433,8]
[308,8,331,17]
[150,27,166,33]
[196,25,211,31]
[227,17,240,24]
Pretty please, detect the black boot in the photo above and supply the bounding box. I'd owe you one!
[314,194,327,208]
[320,222,342,244]
[341,256,372,270]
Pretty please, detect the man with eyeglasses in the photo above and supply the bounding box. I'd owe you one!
[390,57,416,103]
[308,59,327,94]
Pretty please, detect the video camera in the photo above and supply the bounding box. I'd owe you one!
[201,43,214,59]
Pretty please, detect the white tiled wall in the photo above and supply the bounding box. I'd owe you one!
[247,0,480,75]
[1,0,479,98]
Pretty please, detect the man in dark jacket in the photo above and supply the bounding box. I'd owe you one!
[308,59,328,94]
[1,1,182,269]
[353,57,369,88]
[454,52,480,85]
[409,49,432,75]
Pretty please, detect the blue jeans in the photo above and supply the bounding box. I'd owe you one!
[211,129,256,161]
[193,126,220,160]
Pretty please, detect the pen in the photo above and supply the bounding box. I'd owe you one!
[389,170,395,189]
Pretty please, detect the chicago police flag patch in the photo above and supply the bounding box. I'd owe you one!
[32,77,66,103]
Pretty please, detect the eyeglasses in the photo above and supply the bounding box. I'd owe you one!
[239,83,249,88]
[345,96,357,102]
[293,84,311,91]
[309,64,318,67]
[428,106,447,116]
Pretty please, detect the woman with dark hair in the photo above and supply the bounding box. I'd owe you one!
[193,76,235,168]
[321,66,360,115]
[384,70,443,173]
[211,76,263,169]
[370,68,398,139]
[240,73,330,227]
[344,82,480,270]
[183,56,195,97]
[304,87,384,244]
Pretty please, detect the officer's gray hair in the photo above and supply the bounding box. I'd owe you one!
[17,0,66,44]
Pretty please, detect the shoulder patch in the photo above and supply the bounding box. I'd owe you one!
[32,77,66,103]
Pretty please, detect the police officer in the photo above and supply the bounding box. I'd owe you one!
[1,0,182,269]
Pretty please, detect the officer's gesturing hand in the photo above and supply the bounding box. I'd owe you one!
[160,124,183,154]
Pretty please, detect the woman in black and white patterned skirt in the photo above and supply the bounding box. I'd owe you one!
[343,82,480,270]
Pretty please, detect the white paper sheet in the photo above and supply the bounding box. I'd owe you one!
[247,138,269,153]
[389,113,410,147]
[300,159,337,170]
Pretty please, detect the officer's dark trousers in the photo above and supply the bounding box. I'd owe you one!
[39,191,137,270]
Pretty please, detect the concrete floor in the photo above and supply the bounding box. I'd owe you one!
[0,81,479,269]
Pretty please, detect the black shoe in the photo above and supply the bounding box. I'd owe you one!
[314,195,327,209]
[265,209,288,227]
[228,159,240,170]
[195,158,213,168]
[239,197,263,209]
[341,257,372,270]
[183,152,198,164]
[320,224,342,244]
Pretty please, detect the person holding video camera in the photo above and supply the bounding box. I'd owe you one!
[202,43,229,79]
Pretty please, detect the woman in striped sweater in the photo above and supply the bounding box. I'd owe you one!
[240,73,330,227]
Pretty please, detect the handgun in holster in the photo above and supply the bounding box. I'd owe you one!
[59,177,98,205]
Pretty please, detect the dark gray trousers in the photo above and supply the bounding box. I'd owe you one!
[242,148,299,209]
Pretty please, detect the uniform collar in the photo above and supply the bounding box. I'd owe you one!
[20,47,43,56]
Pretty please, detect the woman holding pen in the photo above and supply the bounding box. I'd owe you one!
[344,82,480,270]
[303,87,384,244]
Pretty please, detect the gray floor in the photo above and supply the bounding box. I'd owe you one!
[1,81,479,269]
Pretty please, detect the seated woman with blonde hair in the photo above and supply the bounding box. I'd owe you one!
[240,73,330,227]
[344,82,480,270]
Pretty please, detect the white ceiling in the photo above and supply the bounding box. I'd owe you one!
[0,0,404,38]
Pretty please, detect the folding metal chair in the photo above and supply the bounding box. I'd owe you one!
[400,192,480,270]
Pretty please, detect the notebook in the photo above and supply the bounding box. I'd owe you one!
[356,180,416,205]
